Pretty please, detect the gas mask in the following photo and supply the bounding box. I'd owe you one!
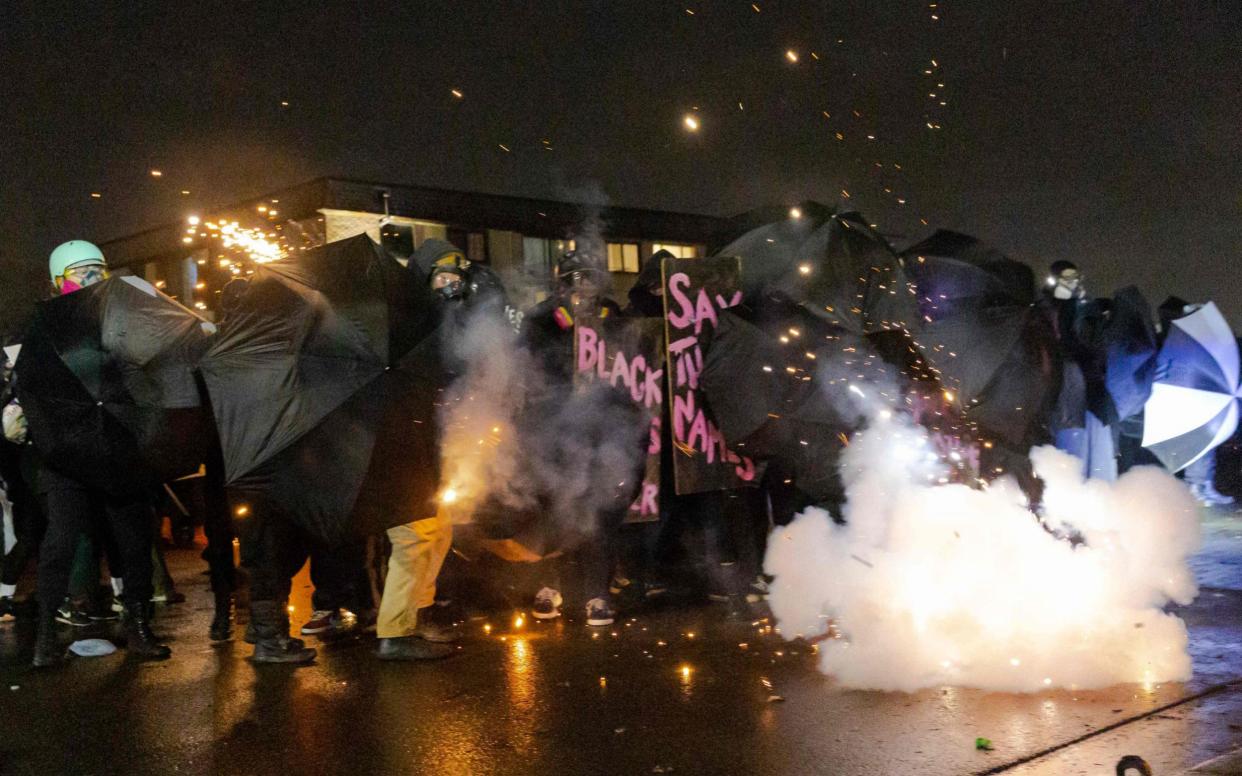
[1049,269,1083,300]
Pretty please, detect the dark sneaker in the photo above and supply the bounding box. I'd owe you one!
[299,609,336,635]
[316,609,359,641]
[532,587,563,620]
[585,597,616,627]
[0,596,15,623]
[55,604,91,627]
[376,636,453,661]
[252,637,316,664]
[151,590,186,605]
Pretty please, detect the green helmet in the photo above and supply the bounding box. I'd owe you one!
[49,240,106,280]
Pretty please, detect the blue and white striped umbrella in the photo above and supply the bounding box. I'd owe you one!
[1142,302,1241,472]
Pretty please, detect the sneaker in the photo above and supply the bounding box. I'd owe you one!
[55,603,91,627]
[316,609,359,640]
[608,575,634,596]
[1193,483,1236,507]
[745,576,771,604]
[585,597,616,627]
[532,588,563,620]
[151,590,186,605]
[299,609,336,635]
[0,596,15,623]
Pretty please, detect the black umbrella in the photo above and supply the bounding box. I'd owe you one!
[16,276,215,494]
[902,234,1058,446]
[720,206,917,335]
[698,310,851,503]
[902,229,1036,320]
[200,235,445,545]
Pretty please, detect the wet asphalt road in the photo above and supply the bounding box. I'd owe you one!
[1,512,1241,776]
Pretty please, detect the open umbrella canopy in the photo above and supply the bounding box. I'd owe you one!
[200,234,445,544]
[903,234,1057,447]
[1142,301,1241,472]
[719,206,917,335]
[15,276,215,494]
[902,229,1036,320]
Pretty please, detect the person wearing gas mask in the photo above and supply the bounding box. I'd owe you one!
[518,250,628,627]
[1042,260,1118,480]
[369,238,481,661]
[26,241,171,666]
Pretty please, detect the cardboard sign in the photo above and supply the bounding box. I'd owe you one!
[662,256,758,495]
[575,313,665,523]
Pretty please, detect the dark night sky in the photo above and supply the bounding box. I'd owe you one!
[2,1,1240,326]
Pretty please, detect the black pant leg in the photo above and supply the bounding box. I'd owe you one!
[309,539,368,613]
[200,461,236,594]
[103,495,156,606]
[245,513,308,603]
[36,484,94,615]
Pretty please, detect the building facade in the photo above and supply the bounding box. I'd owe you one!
[100,177,734,317]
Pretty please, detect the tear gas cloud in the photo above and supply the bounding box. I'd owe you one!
[765,377,1202,693]
[437,307,643,539]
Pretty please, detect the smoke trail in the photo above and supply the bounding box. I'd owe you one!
[436,305,643,542]
[765,376,1201,692]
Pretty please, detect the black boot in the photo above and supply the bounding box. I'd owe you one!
[250,600,316,664]
[123,601,172,661]
[32,608,62,668]
[209,591,233,642]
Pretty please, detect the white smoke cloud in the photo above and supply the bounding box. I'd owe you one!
[765,406,1202,693]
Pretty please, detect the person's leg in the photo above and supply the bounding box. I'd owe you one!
[1186,448,1233,505]
[375,517,453,660]
[33,484,93,665]
[1,479,45,593]
[245,512,315,664]
[200,463,237,595]
[103,494,169,660]
[201,460,236,640]
[570,504,625,626]
[302,539,365,636]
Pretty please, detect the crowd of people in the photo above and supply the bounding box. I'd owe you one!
[0,229,1233,671]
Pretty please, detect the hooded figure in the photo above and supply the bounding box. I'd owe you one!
[625,249,673,318]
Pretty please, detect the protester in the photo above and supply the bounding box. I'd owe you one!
[1,347,42,621]
[520,249,626,626]
[371,238,475,662]
[1041,260,1119,481]
[24,241,170,666]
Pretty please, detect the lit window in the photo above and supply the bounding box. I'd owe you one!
[652,243,698,259]
[523,238,575,275]
[606,242,641,273]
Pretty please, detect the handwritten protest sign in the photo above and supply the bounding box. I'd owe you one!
[575,313,666,523]
[662,256,758,495]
